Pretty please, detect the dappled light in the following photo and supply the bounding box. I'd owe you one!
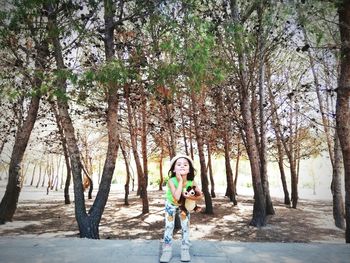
[0,0,349,252]
[0,187,344,243]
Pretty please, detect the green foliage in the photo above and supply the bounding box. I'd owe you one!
[178,16,227,91]
[95,59,137,85]
[152,175,169,187]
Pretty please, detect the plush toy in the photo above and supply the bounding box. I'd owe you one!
[179,186,201,218]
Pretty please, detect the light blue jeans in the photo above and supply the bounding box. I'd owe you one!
[163,200,190,247]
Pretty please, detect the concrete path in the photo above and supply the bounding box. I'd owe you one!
[0,237,349,263]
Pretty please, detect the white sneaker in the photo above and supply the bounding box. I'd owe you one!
[181,246,190,262]
[160,245,172,263]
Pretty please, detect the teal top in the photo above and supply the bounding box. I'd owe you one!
[166,177,193,205]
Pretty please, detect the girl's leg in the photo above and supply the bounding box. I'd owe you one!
[180,211,191,261]
[180,211,191,247]
[160,201,176,262]
[163,201,176,245]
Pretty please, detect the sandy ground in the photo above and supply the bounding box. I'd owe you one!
[0,181,346,243]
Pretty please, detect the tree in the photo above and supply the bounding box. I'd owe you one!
[46,0,123,238]
[296,0,344,228]
[336,0,350,243]
[229,0,266,226]
[257,1,275,216]
[0,0,50,223]
[49,100,72,204]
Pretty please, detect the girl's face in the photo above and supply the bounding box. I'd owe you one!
[173,158,190,176]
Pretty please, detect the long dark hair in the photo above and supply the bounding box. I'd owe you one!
[168,157,196,181]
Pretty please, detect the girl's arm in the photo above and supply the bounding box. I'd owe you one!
[168,174,183,201]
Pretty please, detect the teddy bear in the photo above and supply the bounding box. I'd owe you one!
[179,186,201,218]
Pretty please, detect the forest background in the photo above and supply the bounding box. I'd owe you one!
[0,0,350,242]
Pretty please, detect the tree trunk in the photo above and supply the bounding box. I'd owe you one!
[159,145,164,191]
[55,156,61,191]
[191,91,213,214]
[241,94,266,226]
[81,134,93,199]
[230,0,266,226]
[189,116,194,161]
[267,83,291,205]
[277,140,290,205]
[30,164,36,186]
[141,88,149,188]
[224,133,237,204]
[233,143,241,196]
[120,141,130,206]
[207,142,216,198]
[79,0,121,238]
[332,133,345,229]
[47,4,89,235]
[165,100,176,158]
[179,97,190,156]
[289,105,299,209]
[22,163,29,186]
[47,2,122,238]
[50,101,72,204]
[0,37,48,223]
[35,163,42,188]
[46,159,52,195]
[41,164,46,187]
[257,3,274,216]
[125,85,149,214]
[0,94,42,223]
[299,4,344,229]
[64,164,72,205]
[336,0,350,243]
[81,163,93,200]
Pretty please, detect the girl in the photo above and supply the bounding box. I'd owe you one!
[160,154,202,262]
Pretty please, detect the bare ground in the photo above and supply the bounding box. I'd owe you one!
[0,187,345,243]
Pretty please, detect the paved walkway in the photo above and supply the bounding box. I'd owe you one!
[0,237,349,263]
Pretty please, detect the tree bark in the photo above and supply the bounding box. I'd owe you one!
[336,0,350,243]
[267,83,291,205]
[233,143,241,196]
[298,5,344,229]
[47,4,87,236]
[332,133,345,229]
[0,95,41,223]
[159,144,164,191]
[257,3,274,216]
[230,0,266,226]
[141,88,149,188]
[120,140,130,206]
[241,94,266,226]
[83,0,121,238]
[48,0,121,238]
[30,163,36,186]
[0,36,48,224]
[224,133,237,205]
[189,116,194,161]
[35,163,42,188]
[50,101,71,204]
[216,84,236,203]
[179,97,190,156]
[190,91,213,214]
[165,100,176,158]
[290,99,299,209]
[81,162,93,200]
[124,85,149,214]
[207,141,216,198]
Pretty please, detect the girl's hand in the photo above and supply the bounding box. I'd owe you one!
[169,172,184,202]
[176,172,183,183]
